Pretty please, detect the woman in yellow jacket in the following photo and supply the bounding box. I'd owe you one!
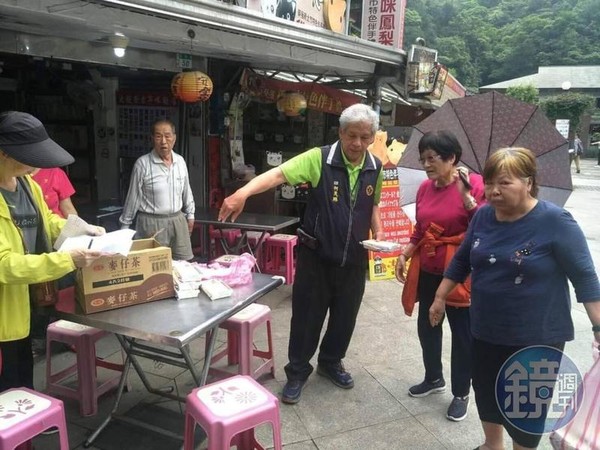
[0,111,103,391]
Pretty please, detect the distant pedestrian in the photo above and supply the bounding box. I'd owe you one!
[571,135,584,174]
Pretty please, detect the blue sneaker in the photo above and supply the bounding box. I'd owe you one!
[281,379,306,404]
[316,362,354,389]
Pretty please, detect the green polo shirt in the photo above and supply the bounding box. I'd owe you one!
[279,147,383,203]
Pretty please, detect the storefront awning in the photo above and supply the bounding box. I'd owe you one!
[0,0,406,78]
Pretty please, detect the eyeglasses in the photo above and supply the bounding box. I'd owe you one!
[153,133,174,141]
[418,154,443,165]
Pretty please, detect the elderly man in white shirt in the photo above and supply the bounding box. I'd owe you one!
[119,119,195,261]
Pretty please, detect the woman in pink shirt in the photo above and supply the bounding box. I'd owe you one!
[31,167,77,218]
[395,130,485,422]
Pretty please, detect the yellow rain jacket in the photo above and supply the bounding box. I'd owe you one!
[0,175,76,342]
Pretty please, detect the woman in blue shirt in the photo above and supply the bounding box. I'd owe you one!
[430,148,600,450]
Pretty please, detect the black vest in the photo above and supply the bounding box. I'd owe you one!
[302,143,382,267]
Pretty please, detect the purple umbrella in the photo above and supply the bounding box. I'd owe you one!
[399,91,572,206]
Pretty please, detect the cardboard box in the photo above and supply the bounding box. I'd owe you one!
[76,239,175,314]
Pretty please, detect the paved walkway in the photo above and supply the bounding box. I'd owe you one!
[31,158,600,449]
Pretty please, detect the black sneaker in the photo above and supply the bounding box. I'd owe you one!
[316,362,354,389]
[408,378,446,397]
[281,379,306,404]
[446,396,469,421]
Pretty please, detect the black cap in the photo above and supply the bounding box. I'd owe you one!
[0,111,75,168]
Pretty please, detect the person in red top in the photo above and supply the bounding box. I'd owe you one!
[31,167,77,218]
[395,130,485,422]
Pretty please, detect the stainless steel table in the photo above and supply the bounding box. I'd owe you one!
[195,207,300,260]
[56,273,283,447]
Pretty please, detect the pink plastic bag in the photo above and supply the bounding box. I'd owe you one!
[217,253,256,286]
[550,346,600,450]
[184,253,256,286]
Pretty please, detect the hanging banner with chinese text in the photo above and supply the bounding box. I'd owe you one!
[240,69,360,115]
[361,0,407,49]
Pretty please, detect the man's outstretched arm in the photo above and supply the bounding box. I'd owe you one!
[218,167,287,222]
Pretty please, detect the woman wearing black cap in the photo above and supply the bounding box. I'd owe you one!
[0,111,104,391]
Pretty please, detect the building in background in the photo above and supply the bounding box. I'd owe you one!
[480,66,600,149]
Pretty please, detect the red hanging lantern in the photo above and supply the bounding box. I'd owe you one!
[276,92,307,117]
[171,71,214,103]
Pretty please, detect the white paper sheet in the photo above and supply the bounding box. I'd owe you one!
[53,215,100,250]
[58,229,136,256]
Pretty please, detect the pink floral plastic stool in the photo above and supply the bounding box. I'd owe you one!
[263,234,297,284]
[184,375,282,450]
[45,320,126,417]
[207,304,275,381]
[0,387,69,450]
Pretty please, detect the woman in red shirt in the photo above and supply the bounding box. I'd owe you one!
[395,130,485,422]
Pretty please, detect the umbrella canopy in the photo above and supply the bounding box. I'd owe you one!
[399,91,572,207]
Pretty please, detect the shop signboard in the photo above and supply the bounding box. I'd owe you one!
[176,53,193,69]
[406,45,438,96]
[246,0,343,32]
[361,0,407,48]
[555,119,570,139]
[427,71,467,108]
[240,69,360,115]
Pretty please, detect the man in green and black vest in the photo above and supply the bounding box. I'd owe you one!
[219,103,384,404]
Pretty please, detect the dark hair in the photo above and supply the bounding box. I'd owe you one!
[151,119,176,135]
[483,147,539,198]
[418,130,462,165]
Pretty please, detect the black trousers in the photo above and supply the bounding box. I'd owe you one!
[0,336,34,392]
[417,271,472,397]
[472,339,565,448]
[284,245,366,381]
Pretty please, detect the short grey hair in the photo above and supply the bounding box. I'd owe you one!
[151,118,176,135]
[339,103,379,134]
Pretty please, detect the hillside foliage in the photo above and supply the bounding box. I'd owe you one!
[403,0,600,89]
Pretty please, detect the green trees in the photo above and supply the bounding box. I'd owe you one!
[505,85,539,105]
[539,93,596,131]
[403,0,600,89]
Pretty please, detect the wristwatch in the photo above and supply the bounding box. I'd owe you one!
[593,324,600,332]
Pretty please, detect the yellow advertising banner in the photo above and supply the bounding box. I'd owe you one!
[368,163,412,280]
[368,134,412,280]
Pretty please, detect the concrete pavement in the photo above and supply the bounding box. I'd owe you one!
[31,158,600,449]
